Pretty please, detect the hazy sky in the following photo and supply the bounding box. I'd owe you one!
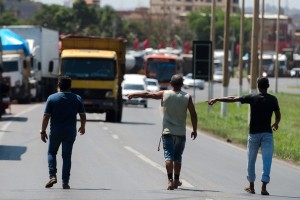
[32,0,299,10]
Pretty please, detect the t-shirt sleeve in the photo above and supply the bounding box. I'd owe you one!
[239,94,251,104]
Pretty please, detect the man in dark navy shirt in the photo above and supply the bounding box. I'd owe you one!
[208,77,281,196]
[40,76,86,189]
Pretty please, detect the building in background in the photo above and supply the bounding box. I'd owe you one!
[150,0,240,24]
[245,14,296,52]
[72,0,100,6]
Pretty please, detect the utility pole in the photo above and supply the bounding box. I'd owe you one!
[221,0,230,117]
[238,0,245,107]
[275,0,280,93]
[250,0,260,94]
[259,0,265,77]
[209,0,216,101]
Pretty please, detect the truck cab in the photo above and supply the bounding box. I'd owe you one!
[59,36,126,122]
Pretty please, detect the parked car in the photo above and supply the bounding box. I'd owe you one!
[183,73,205,90]
[290,68,300,77]
[122,77,148,108]
[146,78,160,92]
[213,70,223,83]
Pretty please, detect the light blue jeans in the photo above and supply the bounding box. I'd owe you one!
[247,132,274,183]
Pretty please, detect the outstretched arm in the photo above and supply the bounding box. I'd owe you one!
[208,96,240,106]
[127,90,164,100]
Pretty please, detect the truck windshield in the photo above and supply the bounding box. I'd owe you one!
[61,58,116,80]
[2,61,18,72]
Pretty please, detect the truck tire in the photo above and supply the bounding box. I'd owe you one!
[116,108,122,123]
[106,110,117,122]
[116,98,123,122]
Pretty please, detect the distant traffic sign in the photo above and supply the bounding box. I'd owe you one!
[192,41,212,81]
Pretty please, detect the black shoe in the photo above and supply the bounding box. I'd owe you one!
[62,184,70,189]
[261,190,269,195]
[45,177,57,188]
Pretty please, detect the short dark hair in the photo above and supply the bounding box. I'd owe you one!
[58,76,72,91]
[170,74,183,87]
[257,77,269,90]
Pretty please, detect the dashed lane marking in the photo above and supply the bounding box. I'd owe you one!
[124,146,194,188]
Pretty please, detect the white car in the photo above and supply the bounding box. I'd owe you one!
[213,70,223,83]
[290,68,300,77]
[146,78,160,92]
[122,78,148,108]
[183,73,205,90]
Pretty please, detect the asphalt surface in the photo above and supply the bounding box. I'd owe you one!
[0,77,300,200]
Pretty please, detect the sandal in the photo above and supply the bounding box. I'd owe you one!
[244,186,255,194]
[167,179,174,190]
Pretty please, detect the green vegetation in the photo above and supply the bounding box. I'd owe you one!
[188,92,300,165]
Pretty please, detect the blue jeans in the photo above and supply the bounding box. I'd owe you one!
[247,133,274,183]
[48,133,76,184]
[162,134,186,163]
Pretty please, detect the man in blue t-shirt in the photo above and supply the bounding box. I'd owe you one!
[40,76,86,189]
[208,77,281,196]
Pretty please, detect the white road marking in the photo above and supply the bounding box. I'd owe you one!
[0,104,41,142]
[124,146,194,188]
[112,134,119,139]
[102,126,108,130]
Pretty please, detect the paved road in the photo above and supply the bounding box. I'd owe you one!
[0,94,300,199]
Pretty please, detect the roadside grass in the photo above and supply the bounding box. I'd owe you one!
[188,92,300,165]
[288,85,300,89]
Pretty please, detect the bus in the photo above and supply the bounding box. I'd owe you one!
[144,54,179,89]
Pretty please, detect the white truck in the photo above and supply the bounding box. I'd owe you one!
[2,53,32,103]
[1,28,33,103]
[4,25,59,101]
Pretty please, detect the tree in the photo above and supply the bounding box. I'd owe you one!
[31,4,66,29]
[187,8,252,50]
[0,11,18,25]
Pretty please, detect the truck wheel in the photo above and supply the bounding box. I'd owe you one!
[116,99,123,122]
[116,109,122,122]
[106,110,117,122]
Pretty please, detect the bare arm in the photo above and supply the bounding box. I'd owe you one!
[272,110,281,131]
[208,96,240,106]
[40,114,50,143]
[78,113,86,135]
[127,90,164,100]
[188,96,198,140]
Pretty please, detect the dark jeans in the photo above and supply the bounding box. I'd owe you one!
[48,133,76,184]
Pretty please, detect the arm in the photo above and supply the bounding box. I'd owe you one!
[127,90,164,100]
[188,96,198,140]
[40,114,50,143]
[78,113,86,135]
[272,110,281,131]
[208,96,240,106]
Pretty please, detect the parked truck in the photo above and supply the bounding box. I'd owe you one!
[56,36,126,122]
[4,25,59,101]
[0,28,33,103]
[0,36,10,118]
